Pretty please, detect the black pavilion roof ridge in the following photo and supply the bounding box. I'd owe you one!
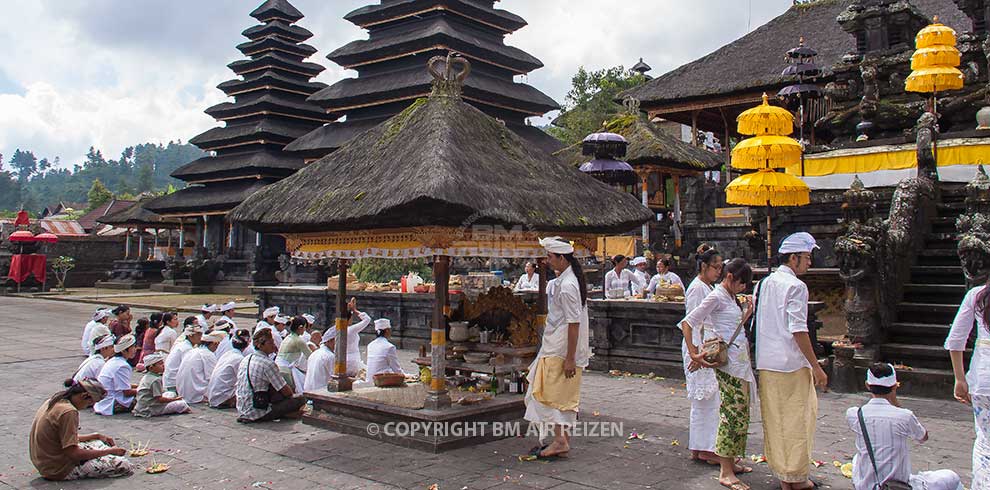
[189,118,322,153]
[228,52,325,79]
[344,0,527,33]
[205,93,337,123]
[217,70,327,98]
[242,20,313,43]
[237,36,318,59]
[250,0,304,24]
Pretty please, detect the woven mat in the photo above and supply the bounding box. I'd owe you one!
[338,383,487,410]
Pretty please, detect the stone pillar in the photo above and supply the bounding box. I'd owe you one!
[137,229,144,261]
[425,255,452,410]
[328,260,352,392]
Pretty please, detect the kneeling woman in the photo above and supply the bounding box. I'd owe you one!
[680,258,756,490]
[95,334,139,415]
[29,379,133,481]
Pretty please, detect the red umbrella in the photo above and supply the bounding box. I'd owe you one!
[8,230,37,242]
[36,232,59,243]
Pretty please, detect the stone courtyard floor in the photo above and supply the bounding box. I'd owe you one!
[0,296,975,489]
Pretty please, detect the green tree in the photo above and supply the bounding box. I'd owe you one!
[136,162,154,192]
[86,179,113,211]
[0,152,22,212]
[9,149,38,183]
[351,258,432,284]
[546,66,649,146]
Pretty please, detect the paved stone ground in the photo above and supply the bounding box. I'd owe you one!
[0,296,975,490]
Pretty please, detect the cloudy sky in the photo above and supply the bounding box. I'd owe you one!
[0,0,796,169]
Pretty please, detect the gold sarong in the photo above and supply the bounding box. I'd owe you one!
[530,356,583,412]
[758,368,817,483]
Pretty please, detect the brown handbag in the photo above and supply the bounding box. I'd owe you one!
[699,304,748,368]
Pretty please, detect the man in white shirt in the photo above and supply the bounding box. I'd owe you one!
[176,331,222,404]
[196,304,218,332]
[208,329,251,408]
[303,326,336,392]
[604,255,643,298]
[755,232,829,490]
[525,237,591,460]
[82,309,112,356]
[846,364,962,490]
[218,302,238,330]
[255,307,282,350]
[163,321,202,392]
[630,256,650,294]
[365,319,406,383]
[344,299,373,376]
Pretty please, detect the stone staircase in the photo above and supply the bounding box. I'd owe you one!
[880,184,971,397]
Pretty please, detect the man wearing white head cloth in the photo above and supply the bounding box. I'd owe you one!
[755,232,830,489]
[365,319,406,383]
[82,309,112,356]
[630,256,650,295]
[208,328,252,409]
[74,334,116,384]
[254,307,282,350]
[163,319,202,392]
[304,326,336,392]
[176,331,223,404]
[211,319,235,358]
[196,304,219,331]
[525,237,591,460]
[846,363,963,490]
[95,334,139,415]
[218,302,238,329]
[343,298,373,376]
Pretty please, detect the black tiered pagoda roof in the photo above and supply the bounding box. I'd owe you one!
[146,0,332,217]
[285,0,563,161]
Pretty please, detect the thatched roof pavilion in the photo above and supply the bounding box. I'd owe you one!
[97,198,181,230]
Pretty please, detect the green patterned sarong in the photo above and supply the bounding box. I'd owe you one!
[715,369,750,458]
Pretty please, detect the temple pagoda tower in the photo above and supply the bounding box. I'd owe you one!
[145,0,333,293]
[286,0,562,161]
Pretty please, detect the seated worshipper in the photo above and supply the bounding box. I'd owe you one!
[30,379,134,481]
[303,327,336,392]
[132,352,189,418]
[211,319,234,358]
[208,328,251,409]
[255,307,282,350]
[131,317,150,366]
[138,313,162,365]
[604,255,643,298]
[274,314,290,340]
[81,309,112,356]
[630,256,650,294]
[301,314,321,349]
[95,335,139,415]
[154,312,180,353]
[218,302,238,330]
[109,305,132,339]
[196,304,219,331]
[74,334,116,384]
[846,364,963,490]
[235,329,306,423]
[176,330,223,404]
[648,258,685,295]
[514,262,540,292]
[163,319,202,392]
[276,316,314,393]
[344,298,373,376]
[365,319,407,383]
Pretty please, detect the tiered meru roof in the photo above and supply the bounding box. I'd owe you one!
[145,0,332,216]
[285,0,562,160]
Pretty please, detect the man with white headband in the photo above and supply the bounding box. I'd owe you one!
[211,319,235,358]
[304,326,336,392]
[163,319,202,392]
[132,352,189,418]
[301,314,319,349]
[255,307,282,350]
[218,302,238,330]
[525,237,591,460]
[208,328,252,409]
[176,331,223,404]
[196,304,219,331]
[629,256,650,295]
[82,309,112,356]
[94,334,139,416]
[343,298,373,377]
[74,334,116,384]
[365,319,406,383]
[755,232,828,489]
[846,363,962,490]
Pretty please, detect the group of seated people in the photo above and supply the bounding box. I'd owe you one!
[604,254,684,298]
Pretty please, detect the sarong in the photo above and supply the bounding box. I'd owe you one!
[63,441,134,480]
[683,339,719,452]
[758,368,817,483]
[973,394,990,490]
[715,370,750,458]
[524,356,583,442]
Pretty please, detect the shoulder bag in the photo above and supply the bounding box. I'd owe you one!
[700,299,748,368]
[858,407,912,490]
[247,355,271,410]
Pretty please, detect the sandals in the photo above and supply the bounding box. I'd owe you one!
[719,480,749,490]
[527,444,568,461]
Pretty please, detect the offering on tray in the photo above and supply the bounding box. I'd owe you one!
[373,372,407,387]
[146,463,170,474]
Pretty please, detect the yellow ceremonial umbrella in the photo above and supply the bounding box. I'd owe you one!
[906,17,964,110]
[727,94,810,264]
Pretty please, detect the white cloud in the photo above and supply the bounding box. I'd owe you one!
[0,0,795,168]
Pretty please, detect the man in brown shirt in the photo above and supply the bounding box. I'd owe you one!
[30,379,133,481]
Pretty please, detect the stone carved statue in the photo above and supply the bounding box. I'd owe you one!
[958,166,990,287]
[915,111,940,181]
[836,176,884,343]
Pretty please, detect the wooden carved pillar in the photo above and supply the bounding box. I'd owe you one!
[537,258,549,332]
[691,110,700,146]
[124,229,131,259]
[328,259,352,392]
[636,169,651,245]
[137,228,145,261]
[425,255,452,409]
[673,175,683,248]
[177,218,184,258]
[152,228,159,260]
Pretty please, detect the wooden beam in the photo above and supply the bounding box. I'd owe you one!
[329,260,353,392]
[425,255,452,409]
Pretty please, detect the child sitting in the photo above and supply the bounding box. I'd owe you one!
[132,352,190,418]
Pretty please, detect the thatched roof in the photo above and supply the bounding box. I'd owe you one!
[242,20,313,43]
[170,151,306,182]
[622,0,969,106]
[250,0,303,23]
[344,1,527,33]
[231,89,652,235]
[96,198,181,229]
[145,180,276,216]
[556,114,723,172]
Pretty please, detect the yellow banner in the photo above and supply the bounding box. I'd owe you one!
[788,140,990,177]
[335,318,348,331]
[431,329,446,346]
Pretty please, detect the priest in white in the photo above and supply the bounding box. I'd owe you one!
[344,298,373,376]
[81,308,112,356]
[75,334,116,383]
[211,319,235,358]
[163,321,202,391]
[208,328,251,409]
[195,304,219,331]
[525,237,591,459]
[365,319,406,383]
[304,326,336,392]
[176,331,222,404]
[630,256,650,294]
[218,302,238,329]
